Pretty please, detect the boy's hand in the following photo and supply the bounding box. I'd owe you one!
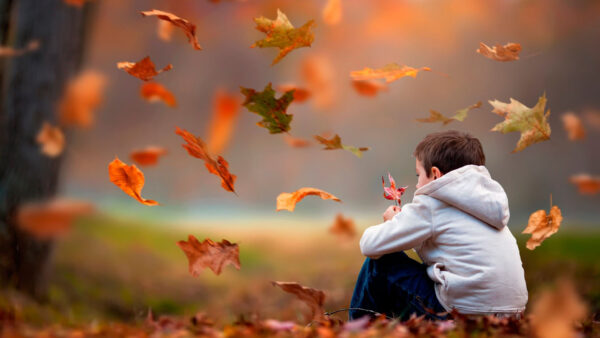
[383,205,401,222]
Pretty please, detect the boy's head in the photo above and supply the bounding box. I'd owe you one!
[414,130,485,188]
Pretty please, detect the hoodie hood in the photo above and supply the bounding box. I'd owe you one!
[415,165,509,230]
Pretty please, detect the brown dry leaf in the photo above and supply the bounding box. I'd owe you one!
[522,204,562,250]
[416,102,482,125]
[284,135,312,148]
[569,174,600,195]
[328,213,356,239]
[59,70,107,128]
[476,42,521,62]
[140,82,177,107]
[351,80,388,97]
[0,40,39,57]
[561,112,585,141]
[117,56,173,81]
[350,63,431,83]
[301,55,336,110]
[157,20,174,41]
[176,235,240,276]
[141,10,202,50]
[108,157,159,206]
[175,127,237,193]
[276,187,341,212]
[277,84,311,103]
[17,198,94,239]
[272,281,326,320]
[206,90,240,155]
[322,0,342,26]
[130,146,168,166]
[36,122,65,158]
[314,134,370,158]
[529,279,587,338]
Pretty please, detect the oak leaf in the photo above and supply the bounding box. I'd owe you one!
[240,83,294,134]
[108,157,159,206]
[277,84,311,103]
[561,112,585,141]
[140,82,177,107]
[416,102,482,125]
[117,56,173,81]
[314,134,369,158]
[206,90,240,155]
[17,198,94,239]
[36,122,65,157]
[175,127,237,193]
[351,80,388,97]
[477,42,521,62]
[490,93,551,152]
[141,10,202,50]
[251,9,315,65]
[382,173,407,205]
[569,174,600,195]
[130,146,168,166]
[176,235,241,276]
[59,70,107,128]
[522,204,562,250]
[350,63,431,83]
[276,187,341,212]
[0,40,39,57]
[271,281,326,320]
[328,213,356,239]
[322,0,342,26]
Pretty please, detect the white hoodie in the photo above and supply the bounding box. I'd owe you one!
[360,165,528,314]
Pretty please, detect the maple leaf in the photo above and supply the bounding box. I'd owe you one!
[140,10,202,50]
[130,146,168,166]
[416,102,482,125]
[314,134,370,158]
[36,122,65,158]
[251,9,315,65]
[140,82,177,107]
[382,173,407,205]
[240,83,294,134]
[328,213,356,239]
[17,198,94,239]
[350,63,431,83]
[561,112,585,141]
[322,0,342,26]
[476,42,521,62]
[0,40,39,57]
[206,89,241,155]
[276,84,311,103]
[351,80,388,97]
[176,235,241,276]
[175,127,237,193]
[522,203,562,250]
[59,70,107,128]
[276,187,341,212]
[108,157,159,206]
[117,56,173,81]
[271,281,326,320]
[569,174,600,195]
[490,93,551,153]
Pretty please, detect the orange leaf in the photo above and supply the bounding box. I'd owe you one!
[36,122,65,157]
[175,127,237,193]
[301,55,336,110]
[17,198,94,239]
[561,112,586,141]
[272,281,326,320]
[0,40,39,57]
[117,56,173,81]
[276,187,341,212]
[522,205,562,250]
[59,70,107,128]
[328,213,356,239]
[350,63,431,83]
[322,0,342,26]
[284,135,312,148]
[108,157,159,206]
[206,90,241,155]
[157,20,174,42]
[130,146,168,166]
[176,235,240,276]
[140,82,177,107]
[351,80,388,97]
[476,42,521,62]
[569,174,600,195]
[141,9,202,50]
[277,84,311,103]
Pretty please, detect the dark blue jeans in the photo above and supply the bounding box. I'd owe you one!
[349,251,448,321]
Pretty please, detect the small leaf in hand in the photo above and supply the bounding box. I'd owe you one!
[177,235,240,276]
[108,157,159,206]
[117,56,173,81]
[241,83,294,134]
[477,42,521,62]
[272,281,326,320]
[314,134,370,158]
[382,172,407,205]
[350,63,431,83]
[416,102,481,125]
[522,204,563,250]
[276,187,341,212]
[141,9,202,50]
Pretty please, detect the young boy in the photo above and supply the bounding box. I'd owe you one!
[349,130,528,320]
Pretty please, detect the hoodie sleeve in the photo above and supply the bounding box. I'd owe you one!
[359,194,433,259]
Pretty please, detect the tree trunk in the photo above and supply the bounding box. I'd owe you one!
[0,0,92,299]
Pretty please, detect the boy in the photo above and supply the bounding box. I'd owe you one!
[349,130,528,320]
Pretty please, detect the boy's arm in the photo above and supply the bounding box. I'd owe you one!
[359,194,433,259]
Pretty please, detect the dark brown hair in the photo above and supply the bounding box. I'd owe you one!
[413,130,485,177]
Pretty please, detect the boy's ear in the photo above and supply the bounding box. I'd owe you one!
[431,166,442,179]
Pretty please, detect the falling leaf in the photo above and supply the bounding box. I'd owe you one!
[522,204,562,250]
[284,135,312,148]
[351,80,388,97]
[277,84,311,103]
[328,213,356,239]
[108,157,159,206]
[206,90,241,155]
[175,127,237,193]
[490,93,551,153]
[416,102,482,125]
[117,56,173,81]
[0,40,39,57]
[140,82,177,107]
[382,173,407,205]
[251,9,315,65]
[141,10,202,50]
[130,146,168,166]
[276,187,341,212]
[314,134,370,158]
[272,281,326,320]
[476,42,521,62]
[157,20,174,41]
[569,174,600,195]
[36,122,65,158]
[301,55,336,110]
[59,70,107,128]
[176,235,240,276]
[350,63,431,83]
[17,198,94,239]
[322,0,342,25]
[561,112,585,141]
[240,83,294,134]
